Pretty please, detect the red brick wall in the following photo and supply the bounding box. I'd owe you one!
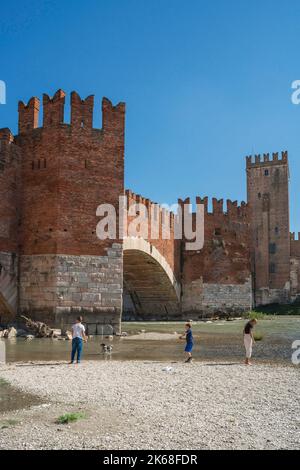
[246,152,290,303]
[15,90,125,257]
[0,128,21,253]
[125,190,180,277]
[181,197,250,285]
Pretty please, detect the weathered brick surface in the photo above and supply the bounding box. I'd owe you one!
[246,153,291,305]
[0,129,21,320]
[180,197,252,316]
[0,129,21,253]
[15,91,124,257]
[125,190,180,277]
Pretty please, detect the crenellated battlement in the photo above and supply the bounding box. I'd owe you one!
[290,232,300,242]
[18,97,40,134]
[0,128,20,168]
[71,91,94,129]
[0,128,14,143]
[17,89,125,136]
[102,97,125,134]
[125,189,176,228]
[43,89,66,128]
[246,151,288,168]
[178,196,248,220]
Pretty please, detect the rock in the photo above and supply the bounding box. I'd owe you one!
[4,327,17,338]
[64,331,72,340]
[52,329,61,336]
[16,329,28,337]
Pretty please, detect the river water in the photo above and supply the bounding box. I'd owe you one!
[1,316,299,365]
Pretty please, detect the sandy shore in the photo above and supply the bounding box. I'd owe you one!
[0,360,299,450]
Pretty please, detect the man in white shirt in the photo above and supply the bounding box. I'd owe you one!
[70,316,87,364]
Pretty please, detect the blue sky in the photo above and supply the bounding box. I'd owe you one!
[1,0,300,231]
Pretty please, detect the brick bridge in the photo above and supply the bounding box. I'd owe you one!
[2,88,284,333]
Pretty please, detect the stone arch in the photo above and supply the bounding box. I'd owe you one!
[123,237,181,320]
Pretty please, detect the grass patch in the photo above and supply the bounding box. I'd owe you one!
[56,412,85,425]
[0,378,9,387]
[243,311,267,320]
[0,419,19,430]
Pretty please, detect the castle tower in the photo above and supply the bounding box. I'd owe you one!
[246,152,290,305]
[0,129,21,321]
[12,90,125,332]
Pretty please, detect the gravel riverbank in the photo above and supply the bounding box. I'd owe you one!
[0,361,299,450]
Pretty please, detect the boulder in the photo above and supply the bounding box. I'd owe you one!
[64,331,72,340]
[16,329,28,337]
[3,326,17,338]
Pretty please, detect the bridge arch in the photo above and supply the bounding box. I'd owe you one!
[123,237,181,320]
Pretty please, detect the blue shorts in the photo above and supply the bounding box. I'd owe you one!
[185,342,193,353]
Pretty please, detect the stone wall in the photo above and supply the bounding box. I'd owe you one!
[202,279,252,314]
[182,277,252,317]
[254,285,290,306]
[19,243,123,333]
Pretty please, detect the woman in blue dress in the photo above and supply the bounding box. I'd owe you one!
[180,322,194,363]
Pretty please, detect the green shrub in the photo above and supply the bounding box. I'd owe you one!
[56,412,85,425]
[243,311,266,320]
[254,303,300,316]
